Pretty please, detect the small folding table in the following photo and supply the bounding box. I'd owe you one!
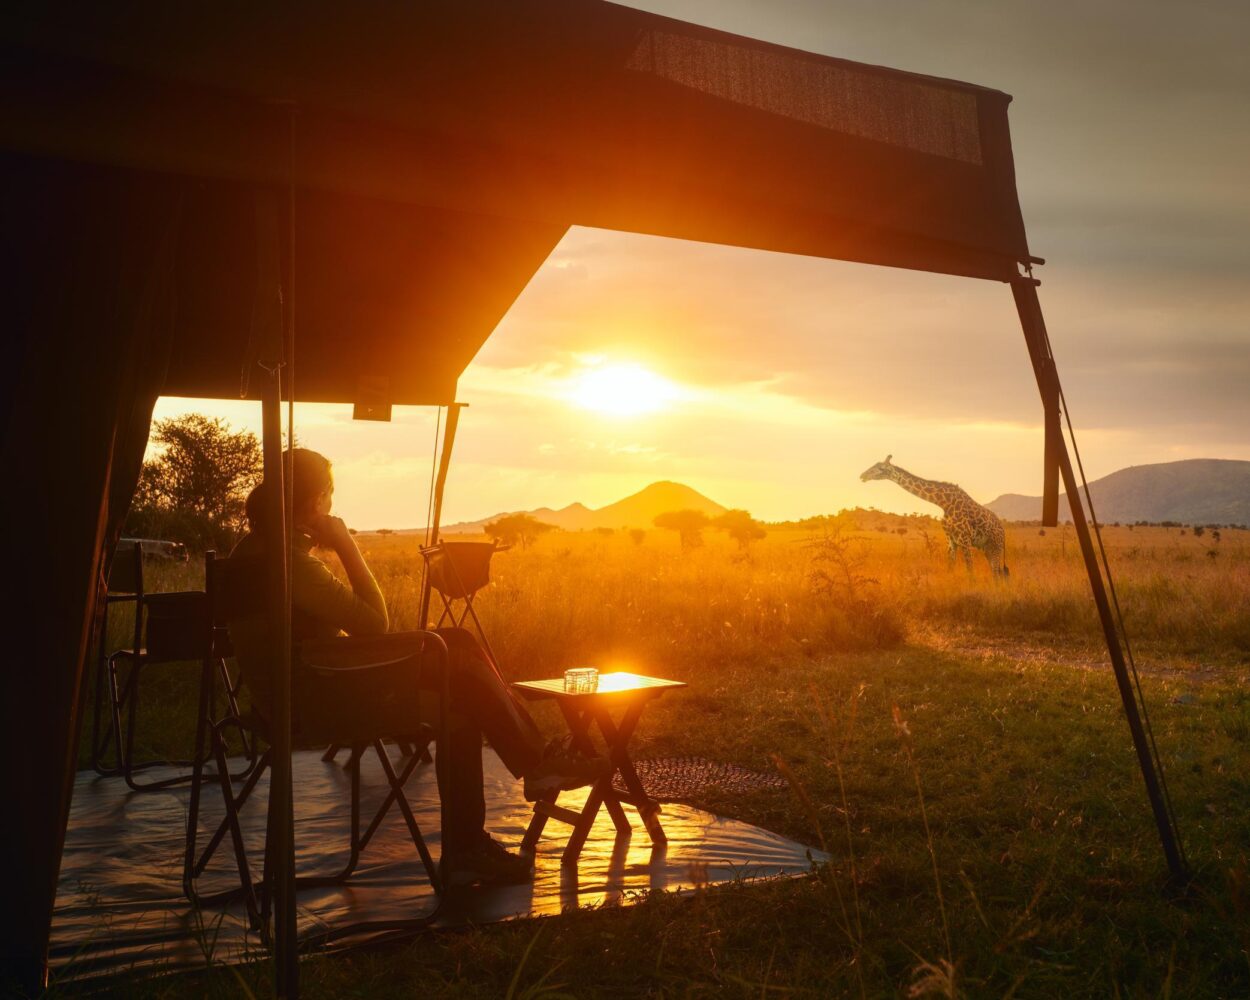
[512,672,686,866]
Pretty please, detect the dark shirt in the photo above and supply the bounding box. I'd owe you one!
[228,530,387,718]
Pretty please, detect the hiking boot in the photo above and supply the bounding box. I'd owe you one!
[438,835,532,888]
[523,736,612,801]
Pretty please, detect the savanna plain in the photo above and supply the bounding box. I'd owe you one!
[71,515,1250,998]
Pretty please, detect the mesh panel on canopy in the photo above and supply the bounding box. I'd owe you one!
[626,28,983,165]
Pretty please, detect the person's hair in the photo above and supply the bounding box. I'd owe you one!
[245,448,333,534]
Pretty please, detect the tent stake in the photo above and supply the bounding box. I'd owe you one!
[1012,278,1187,884]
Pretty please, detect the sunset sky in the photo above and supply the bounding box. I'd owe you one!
[155,0,1250,529]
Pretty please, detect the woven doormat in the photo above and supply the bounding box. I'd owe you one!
[614,756,787,805]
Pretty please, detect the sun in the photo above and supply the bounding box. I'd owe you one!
[568,362,682,417]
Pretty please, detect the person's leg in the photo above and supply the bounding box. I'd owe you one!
[434,711,486,853]
[421,629,610,803]
[423,628,546,779]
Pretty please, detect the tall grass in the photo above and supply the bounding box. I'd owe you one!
[89,520,1248,771]
[350,519,1250,671]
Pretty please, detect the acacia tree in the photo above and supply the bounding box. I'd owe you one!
[653,509,710,549]
[714,509,767,550]
[126,414,262,551]
[485,513,556,549]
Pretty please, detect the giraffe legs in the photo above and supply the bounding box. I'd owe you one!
[980,545,1010,581]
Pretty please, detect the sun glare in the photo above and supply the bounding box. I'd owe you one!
[569,362,682,417]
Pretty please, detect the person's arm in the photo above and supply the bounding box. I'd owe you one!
[295,516,388,635]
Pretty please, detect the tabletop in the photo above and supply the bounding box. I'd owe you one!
[512,671,686,702]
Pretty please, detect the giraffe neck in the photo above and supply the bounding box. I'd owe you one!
[887,466,953,510]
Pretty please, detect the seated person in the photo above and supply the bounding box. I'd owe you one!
[231,448,605,885]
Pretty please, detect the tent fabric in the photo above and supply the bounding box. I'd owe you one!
[160,180,566,405]
[0,155,184,987]
[50,748,824,983]
[4,0,1030,294]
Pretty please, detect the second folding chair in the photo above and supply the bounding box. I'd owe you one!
[92,539,254,791]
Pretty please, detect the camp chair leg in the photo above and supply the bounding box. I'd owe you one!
[90,654,121,775]
[90,617,122,775]
[352,736,439,889]
[119,664,206,792]
[369,738,440,889]
[193,746,271,881]
[297,744,363,885]
[106,654,130,780]
[461,596,503,678]
[215,733,262,928]
[114,651,253,791]
[345,744,364,771]
[217,658,256,766]
[348,744,362,876]
[123,660,142,778]
[320,744,359,769]
[390,739,432,763]
[182,652,216,899]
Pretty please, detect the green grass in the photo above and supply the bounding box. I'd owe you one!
[66,525,1250,998]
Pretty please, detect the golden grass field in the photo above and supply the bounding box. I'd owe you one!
[83,514,1250,998]
[360,513,1250,672]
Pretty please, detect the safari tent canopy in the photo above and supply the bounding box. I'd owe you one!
[4,0,1032,408]
[2,0,1048,990]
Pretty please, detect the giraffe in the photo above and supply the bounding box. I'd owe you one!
[860,455,1009,578]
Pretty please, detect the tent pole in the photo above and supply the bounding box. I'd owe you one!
[431,402,464,546]
[1011,277,1187,883]
[419,402,464,627]
[251,181,299,996]
[260,362,299,997]
[1011,277,1062,526]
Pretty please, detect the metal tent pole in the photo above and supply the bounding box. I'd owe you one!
[260,366,298,995]
[273,104,301,997]
[1011,277,1187,883]
[419,402,464,627]
[250,178,298,996]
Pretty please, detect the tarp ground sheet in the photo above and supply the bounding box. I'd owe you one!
[51,748,824,983]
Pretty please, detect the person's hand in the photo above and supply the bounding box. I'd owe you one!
[306,514,351,551]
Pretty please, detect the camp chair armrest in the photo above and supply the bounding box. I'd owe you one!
[298,631,450,700]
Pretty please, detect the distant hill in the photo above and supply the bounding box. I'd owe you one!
[440,481,728,534]
[987,459,1250,525]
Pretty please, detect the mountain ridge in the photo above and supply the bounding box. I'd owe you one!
[439,480,728,534]
[986,459,1250,524]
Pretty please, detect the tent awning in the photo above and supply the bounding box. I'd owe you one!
[2,1,1031,406]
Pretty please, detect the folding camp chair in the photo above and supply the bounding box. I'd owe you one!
[184,552,447,934]
[88,539,142,776]
[91,539,253,789]
[419,540,508,665]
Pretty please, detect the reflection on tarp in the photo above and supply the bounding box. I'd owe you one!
[51,748,823,982]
